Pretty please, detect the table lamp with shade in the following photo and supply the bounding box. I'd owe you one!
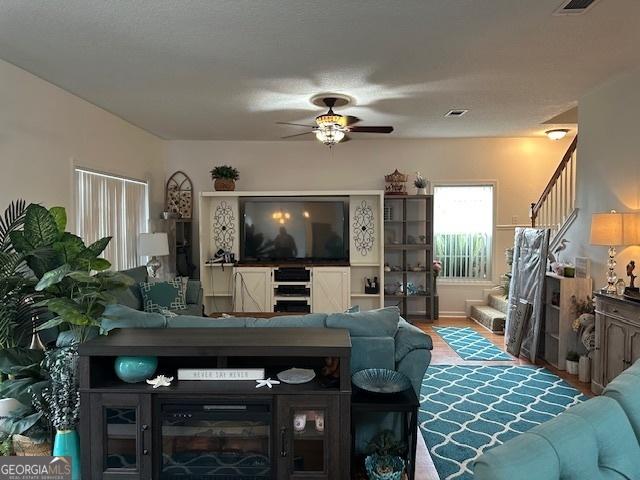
[590,211,639,294]
[138,232,169,278]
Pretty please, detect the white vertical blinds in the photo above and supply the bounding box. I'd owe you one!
[75,168,149,271]
[434,185,494,280]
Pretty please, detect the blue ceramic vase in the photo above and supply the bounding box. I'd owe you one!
[53,429,81,480]
[114,356,158,383]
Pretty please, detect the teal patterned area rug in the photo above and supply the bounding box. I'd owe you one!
[419,365,587,480]
[434,327,512,361]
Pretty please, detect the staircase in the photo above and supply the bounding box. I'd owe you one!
[530,136,578,249]
[470,292,508,334]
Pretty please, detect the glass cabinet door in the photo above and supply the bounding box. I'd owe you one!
[90,393,152,480]
[278,396,339,479]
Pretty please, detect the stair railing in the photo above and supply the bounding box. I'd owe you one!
[530,136,578,237]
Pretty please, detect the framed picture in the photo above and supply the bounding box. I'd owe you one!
[575,257,591,279]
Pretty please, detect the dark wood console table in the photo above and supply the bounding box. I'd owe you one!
[78,328,351,479]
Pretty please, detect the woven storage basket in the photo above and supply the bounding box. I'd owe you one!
[12,434,51,456]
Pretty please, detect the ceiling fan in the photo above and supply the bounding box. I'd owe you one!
[277,96,394,146]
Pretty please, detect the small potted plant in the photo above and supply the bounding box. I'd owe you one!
[210,165,239,191]
[414,172,428,195]
[364,430,406,480]
[566,350,580,375]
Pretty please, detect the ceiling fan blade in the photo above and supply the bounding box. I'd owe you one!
[281,131,313,139]
[276,122,315,128]
[345,115,361,126]
[349,126,394,134]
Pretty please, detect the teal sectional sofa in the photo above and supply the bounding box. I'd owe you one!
[99,303,432,397]
[116,266,203,316]
[474,360,640,480]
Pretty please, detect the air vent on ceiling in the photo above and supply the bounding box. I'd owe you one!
[445,109,468,117]
[553,0,601,15]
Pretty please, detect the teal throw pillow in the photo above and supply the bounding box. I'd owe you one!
[140,280,186,313]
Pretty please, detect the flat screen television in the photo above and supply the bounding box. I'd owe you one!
[240,197,349,262]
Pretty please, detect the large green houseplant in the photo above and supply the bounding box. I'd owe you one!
[8,203,133,343]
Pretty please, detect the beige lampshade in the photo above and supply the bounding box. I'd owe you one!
[590,212,623,246]
[138,232,169,256]
[623,212,640,245]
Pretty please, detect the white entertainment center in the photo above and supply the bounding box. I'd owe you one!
[199,190,385,315]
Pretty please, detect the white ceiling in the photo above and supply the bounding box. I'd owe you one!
[0,0,639,140]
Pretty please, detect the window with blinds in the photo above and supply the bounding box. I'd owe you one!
[434,184,494,280]
[75,168,149,271]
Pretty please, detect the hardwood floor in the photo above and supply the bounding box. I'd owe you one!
[410,316,592,480]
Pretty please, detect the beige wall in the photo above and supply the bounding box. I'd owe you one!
[0,56,575,315]
[166,137,571,315]
[564,68,640,286]
[0,59,165,230]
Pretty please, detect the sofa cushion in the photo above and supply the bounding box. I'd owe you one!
[394,317,432,362]
[326,306,400,337]
[350,337,395,373]
[140,280,186,313]
[167,316,249,328]
[185,280,202,305]
[245,314,327,328]
[101,304,167,331]
[604,360,640,440]
[119,266,147,309]
[474,395,640,480]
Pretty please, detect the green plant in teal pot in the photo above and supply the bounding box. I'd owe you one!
[33,347,81,479]
[364,430,407,480]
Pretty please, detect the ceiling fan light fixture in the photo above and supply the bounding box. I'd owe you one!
[314,127,345,145]
[546,128,570,140]
[315,113,347,128]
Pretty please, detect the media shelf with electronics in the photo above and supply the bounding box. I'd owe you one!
[78,328,351,479]
[383,195,438,321]
[199,191,385,315]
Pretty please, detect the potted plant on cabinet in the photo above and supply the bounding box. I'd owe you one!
[364,430,406,480]
[210,165,239,191]
[414,172,428,195]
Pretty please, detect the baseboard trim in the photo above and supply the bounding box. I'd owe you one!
[439,311,467,318]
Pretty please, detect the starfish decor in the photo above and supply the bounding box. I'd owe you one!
[146,375,174,388]
[255,378,281,389]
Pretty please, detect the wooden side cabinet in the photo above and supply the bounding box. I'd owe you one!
[277,395,341,479]
[592,294,640,394]
[85,393,152,480]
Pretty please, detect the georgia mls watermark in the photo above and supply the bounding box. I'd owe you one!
[0,456,71,480]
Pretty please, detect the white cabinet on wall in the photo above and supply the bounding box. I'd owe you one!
[312,267,350,313]
[233,267,272,312]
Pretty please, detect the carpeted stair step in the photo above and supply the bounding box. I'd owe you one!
[470,305,506,334]
[488,293,508,314]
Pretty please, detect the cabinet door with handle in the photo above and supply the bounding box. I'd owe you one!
[627,323,640,368]
[89,393,152,479]
[277,396,340,479]
[312,267,350,313]
[603,316,628,386]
